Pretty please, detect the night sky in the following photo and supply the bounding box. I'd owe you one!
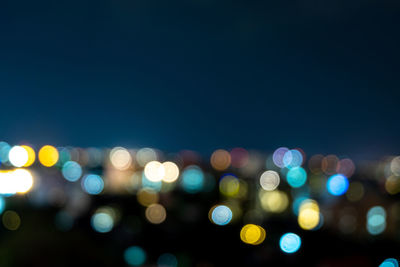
[1,0,399,159]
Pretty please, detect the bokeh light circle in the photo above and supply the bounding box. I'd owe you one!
[162,161,179,183]
[298,199,320,230]
[272,147,289,168]
[8,146,28,167]
[91,212,114,233]
[181,165,204,193]
[210,149,231,171]
[327,174,349,196]
[259,170,280,191]
[124,246,146,266]
[286,167,307,188]
[282,149,303,169]
[240,224,266,245]
[144,161,165,182]
[280,233,301,253]
[110,147,132,170]
[367,206,386,235]
[82,174,104,195]
[61,161,82,182]
[145,203,166,224]
[219,174,240,197]
[210,205,232,226]
[38,145,59,167]
[259,190,289,213]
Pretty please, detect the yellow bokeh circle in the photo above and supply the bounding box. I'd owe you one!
[21,145,36,167]
[38,145,59,167]
[240,224,266,245]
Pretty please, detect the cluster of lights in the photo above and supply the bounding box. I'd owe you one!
[0,169,33,195]
[0,141,399,265]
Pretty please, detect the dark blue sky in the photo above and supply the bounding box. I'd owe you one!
[1,0,399,159]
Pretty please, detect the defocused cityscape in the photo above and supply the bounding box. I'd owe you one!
[1,0,400,266]
[0,142,398,266]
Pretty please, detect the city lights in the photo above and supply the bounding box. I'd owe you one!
[0,140,397,265]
